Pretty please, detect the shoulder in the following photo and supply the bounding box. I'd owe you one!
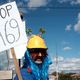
[14,68,35,80]
[20,68,32,76]
[20,68,35,79]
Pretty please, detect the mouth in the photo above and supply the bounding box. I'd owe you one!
[35,59,42,64]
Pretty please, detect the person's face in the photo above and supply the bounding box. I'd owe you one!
[29,49,48,64]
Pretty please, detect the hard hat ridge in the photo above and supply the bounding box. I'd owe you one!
[27,35,47,49]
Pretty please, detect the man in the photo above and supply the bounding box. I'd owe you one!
[14,35,52,80]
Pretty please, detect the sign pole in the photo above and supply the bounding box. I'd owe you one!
[11,48,22,80]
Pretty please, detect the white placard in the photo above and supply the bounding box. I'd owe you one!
[0,1,27,52]
[9,21,27,59]
[9,44,27,59]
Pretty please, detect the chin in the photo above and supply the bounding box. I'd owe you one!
[35,60,42,64]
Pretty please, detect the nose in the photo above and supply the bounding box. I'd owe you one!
[38,52,42,56]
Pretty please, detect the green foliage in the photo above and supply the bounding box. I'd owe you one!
[39,28,46,35]
[51,72,80,80]
[58,73,72,80]
[26,27,46,36]
[26,28,32,36]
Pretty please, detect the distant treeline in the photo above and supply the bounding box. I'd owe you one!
[52,71,80,80]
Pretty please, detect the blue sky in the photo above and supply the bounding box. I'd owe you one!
[1,0,80,72]
[15,0,80,59]
[10,0,80,58]
[18,0,80,72]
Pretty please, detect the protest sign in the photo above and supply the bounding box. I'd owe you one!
[9,21,27,59]
[0,1,27,80]
[0,1,27,52]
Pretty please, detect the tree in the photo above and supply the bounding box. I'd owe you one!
[39,28,46,36]
[26,28,32,36]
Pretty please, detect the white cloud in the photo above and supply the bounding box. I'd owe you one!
[66,58,80,63]
[59,63,75,68]
[27,0,50,9]
[58,0,70,3]
[49,57,80,73]
[65,24,72,31]
[78,13,80,20]
[62,41,70,46]
[64,13,80,33]
[58,0,80,5]
[71,0,80,5]
[74,13,80,32]
[17,0,51,12]
[65,13,80,33]
[63,46,72,51]
[53,56,64,62]
[74,22,80,32]
[19,8,28,14]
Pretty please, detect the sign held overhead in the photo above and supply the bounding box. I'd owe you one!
[0,1,27,52]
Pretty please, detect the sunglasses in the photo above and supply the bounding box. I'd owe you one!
[28,48,48,57]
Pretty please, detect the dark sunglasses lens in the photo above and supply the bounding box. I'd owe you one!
[28,49,47,55]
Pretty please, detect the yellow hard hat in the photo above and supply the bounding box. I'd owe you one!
[27,35,47,49]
